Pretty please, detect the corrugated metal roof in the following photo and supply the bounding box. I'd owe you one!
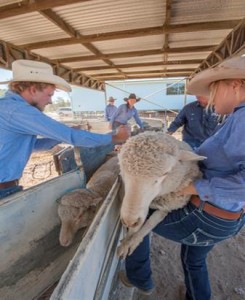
[0,0,244,89]
[53,0,166,34]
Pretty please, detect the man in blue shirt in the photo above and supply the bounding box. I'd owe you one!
[104,96,117,121]
[0,59,129,199]
[167,96,219,149]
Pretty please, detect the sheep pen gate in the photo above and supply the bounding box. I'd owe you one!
[0,144,125,300]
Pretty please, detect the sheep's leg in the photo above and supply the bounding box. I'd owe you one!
[117,209,167,259]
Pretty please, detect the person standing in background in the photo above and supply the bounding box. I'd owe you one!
[105,96,117,121]
[109,93,143,130]
[167,96,219,149]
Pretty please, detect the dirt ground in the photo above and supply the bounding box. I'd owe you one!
[19,146,62,189]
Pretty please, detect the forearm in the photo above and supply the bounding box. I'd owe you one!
[33,138,61,151]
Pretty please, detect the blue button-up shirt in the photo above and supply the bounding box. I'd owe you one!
[168,101,219,148]
[105,104,117,121]
[110,103,143,128]
[0,91,112,182]
[195,103,245,212]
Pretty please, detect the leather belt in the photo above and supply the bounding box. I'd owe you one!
[0,180,19,189]
[190,195,244,220]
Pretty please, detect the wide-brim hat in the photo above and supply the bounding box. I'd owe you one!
[124,93,141,102]
[187,56,245,96]
[0,59,71,92]
[108,96,116,102]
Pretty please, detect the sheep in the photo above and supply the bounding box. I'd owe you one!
[58,155,119,247]
[117,132,205,259]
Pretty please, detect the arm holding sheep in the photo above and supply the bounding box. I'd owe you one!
[117,132,205,258]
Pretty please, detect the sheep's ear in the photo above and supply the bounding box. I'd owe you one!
[178,150,206,162]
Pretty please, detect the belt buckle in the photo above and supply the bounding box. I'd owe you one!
[240,208,245,219]
[198,199,205,212]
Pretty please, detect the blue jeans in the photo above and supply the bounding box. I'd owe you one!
[184,140,202,150]
[125,202,245,300]
[0,185,23,199]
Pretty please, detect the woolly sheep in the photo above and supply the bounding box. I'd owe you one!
[117,132,205,258]
[58,155,119,247]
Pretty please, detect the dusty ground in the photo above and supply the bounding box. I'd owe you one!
[19,146,62,189]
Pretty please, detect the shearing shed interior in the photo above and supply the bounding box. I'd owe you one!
[0,0,244,91]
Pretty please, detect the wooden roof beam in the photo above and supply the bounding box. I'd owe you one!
[55,46,214,63]
[39,8,126,77]
[94,73,190,80]
[0,39,104,91]
[73,59,202,71]
[94,69,194,78]
[193,18,245,75]
[20,20,239,50]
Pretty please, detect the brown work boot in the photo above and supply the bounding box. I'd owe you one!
[118,270,154,296]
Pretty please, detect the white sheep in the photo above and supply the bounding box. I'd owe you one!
[58,155,119,247]
[117,132,205,259]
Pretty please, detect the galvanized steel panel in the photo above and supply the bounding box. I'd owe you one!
[0,12,69,45]
[93,35,164,54]
[171,0,245,24]
[169,29,232,48]
[32,44,92,60]
[53,0,166,35]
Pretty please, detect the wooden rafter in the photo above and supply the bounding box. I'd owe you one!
[20,20,239,50]
[54,46,215,63]
[39,8,126,78]
[74,60,202,72]
[0,39,104,90]
[193,18,245,75]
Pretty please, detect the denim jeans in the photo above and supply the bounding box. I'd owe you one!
[184,140,202,150]
[125,202,245,300]
[0,185,23,199]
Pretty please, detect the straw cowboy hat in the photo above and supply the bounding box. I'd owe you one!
[187,56,245,96]
[124,93,141,102]
[0,59,71,92]
[108,96,116,102]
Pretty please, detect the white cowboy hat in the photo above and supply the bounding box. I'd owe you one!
[187,56,245,96]
[0,59,71,92]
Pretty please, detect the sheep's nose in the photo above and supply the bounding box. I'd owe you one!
[121,217,141,228]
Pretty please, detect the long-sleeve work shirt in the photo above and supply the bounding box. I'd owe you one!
[195,103,245,212]
[105,104,117,121]
[168,101,219,148]
[110,104,143,128]
[0,91,112,182]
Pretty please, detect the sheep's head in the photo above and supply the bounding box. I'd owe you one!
[118,132,205,231]
[58,189,102,247]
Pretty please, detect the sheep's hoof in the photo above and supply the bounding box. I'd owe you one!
[117,235,142,259]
